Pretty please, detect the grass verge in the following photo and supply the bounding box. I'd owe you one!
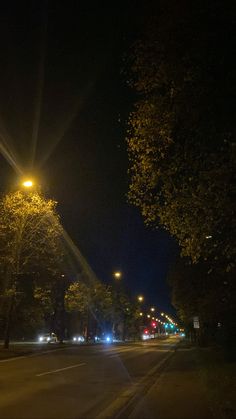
[197,347,236,419]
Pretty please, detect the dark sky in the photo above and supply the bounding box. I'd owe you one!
[0,1,177,313]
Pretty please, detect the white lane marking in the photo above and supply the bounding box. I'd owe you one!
[0,355,28,363]
[36,362,86,377]
[108,349,173,358]
[102,347,136,354]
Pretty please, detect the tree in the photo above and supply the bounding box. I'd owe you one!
[0,190,63,347]
[168,256,236,355]
[65,280,113,340]
[127,1,236,272]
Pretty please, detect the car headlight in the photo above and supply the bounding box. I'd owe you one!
[39,336,43,342]
[73,337,77,341]
[47,337,50,341]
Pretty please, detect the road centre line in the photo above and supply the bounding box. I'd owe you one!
[36,362,86,377]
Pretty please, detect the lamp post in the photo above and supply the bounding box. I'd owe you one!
[112,271,122,339]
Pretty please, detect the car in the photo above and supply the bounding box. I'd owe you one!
[38,333,58,343]
[72,335,85,343]
[99,334,113,343]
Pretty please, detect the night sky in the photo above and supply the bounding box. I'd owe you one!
[0,2,177,312]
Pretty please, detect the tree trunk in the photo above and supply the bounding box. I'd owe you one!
[86,306,90,342]
[3,294,14,349]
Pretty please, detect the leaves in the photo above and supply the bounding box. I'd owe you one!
[0,190,63,278]
[126,1,236,272]
[65,280,113,321]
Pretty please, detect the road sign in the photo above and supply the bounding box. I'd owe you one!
[193,316,200,329]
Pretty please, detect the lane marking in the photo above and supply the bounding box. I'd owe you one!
[108,348,173,358]
[36,362,86,377]
[0,355,28,363]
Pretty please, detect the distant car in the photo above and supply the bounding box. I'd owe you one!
[38,333,58,343]
[72,335,85,343]
[99,334,113,343]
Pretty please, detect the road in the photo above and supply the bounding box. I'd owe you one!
[0,337,178,419]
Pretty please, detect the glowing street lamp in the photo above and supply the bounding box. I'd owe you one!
[137,295,144,303]
[113,271,122,280]
[22,179,33,188]
[150,307,155,312]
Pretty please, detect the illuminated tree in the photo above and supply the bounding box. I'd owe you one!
[65,280,113,340]
[0,190,63,347]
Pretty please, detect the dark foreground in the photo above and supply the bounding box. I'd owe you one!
[0,337,216,419]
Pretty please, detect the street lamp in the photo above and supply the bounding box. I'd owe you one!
[22,179,34,188]
[150,307,155,312]
[113,271,122,280]
[137,295,144,303]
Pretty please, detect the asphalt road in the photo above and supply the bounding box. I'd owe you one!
[0,337,179,419]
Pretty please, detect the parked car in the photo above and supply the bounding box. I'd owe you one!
[38,333,58,343]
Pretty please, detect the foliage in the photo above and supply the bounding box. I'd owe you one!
[65,280,113,336]
[0,190,63,280]
[34,286,53,313]
[0,191,61,282]
[65,280,142,339]
[168,256,236,347]
[0,190,64,342]
[126,1,236,272]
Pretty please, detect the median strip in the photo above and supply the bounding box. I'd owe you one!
[36,362,86,377]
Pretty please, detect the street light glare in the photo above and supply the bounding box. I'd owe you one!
[114,271,121,279]
[138,295,144,302]
[22,180,33,188]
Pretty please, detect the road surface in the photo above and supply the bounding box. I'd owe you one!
[0,337,178,418]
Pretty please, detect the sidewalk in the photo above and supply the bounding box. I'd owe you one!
[130,345,216,419]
